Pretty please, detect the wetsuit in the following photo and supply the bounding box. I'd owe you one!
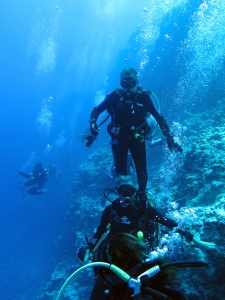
[93,198,178,247]
[90,88,173,191]
[24,168,48,195]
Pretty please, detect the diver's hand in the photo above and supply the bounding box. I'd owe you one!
[90,122,100,136]
[166,136,183,153]
[77,246,86,262]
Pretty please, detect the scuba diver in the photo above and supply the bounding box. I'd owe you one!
[77,176,214,268]
[92,176,182,249]
[87,68,182,203]
[89,233,208,300]
[57,233,208,300]
[18,163,48,195]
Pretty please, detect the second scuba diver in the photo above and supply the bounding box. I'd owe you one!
[18,163,49,195]
[77,176,214,267]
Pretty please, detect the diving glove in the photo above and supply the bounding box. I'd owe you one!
[77,246,86,262]
[166,136,183,153]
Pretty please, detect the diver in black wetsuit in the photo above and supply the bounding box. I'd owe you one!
[77,176,215,264]
[77,176,195,266]
[92,176,188,252]
[88,68,182,199]
[18,163,48,195]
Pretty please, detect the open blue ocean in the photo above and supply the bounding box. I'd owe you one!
[0,1,224,299]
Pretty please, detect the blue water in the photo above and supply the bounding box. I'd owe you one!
[0,0,224,299]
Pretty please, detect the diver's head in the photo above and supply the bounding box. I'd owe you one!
[100,233,148,286]
[116,175,137,207]
[103,233,148,266]
[120,68,139,94]
[35,163,42,170]
[101,233,178,292]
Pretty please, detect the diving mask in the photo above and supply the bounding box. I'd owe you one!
[120,78,137,89]
[118,184,136,207]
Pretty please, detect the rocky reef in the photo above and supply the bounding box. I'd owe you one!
[36,98,225,300]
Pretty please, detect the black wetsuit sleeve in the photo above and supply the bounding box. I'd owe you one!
[93,205,112,240]
[18,171,32,179]
[90,94,112,122]
[148,204,194,241]
[144,93,172,138]
[147,205,178,229]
